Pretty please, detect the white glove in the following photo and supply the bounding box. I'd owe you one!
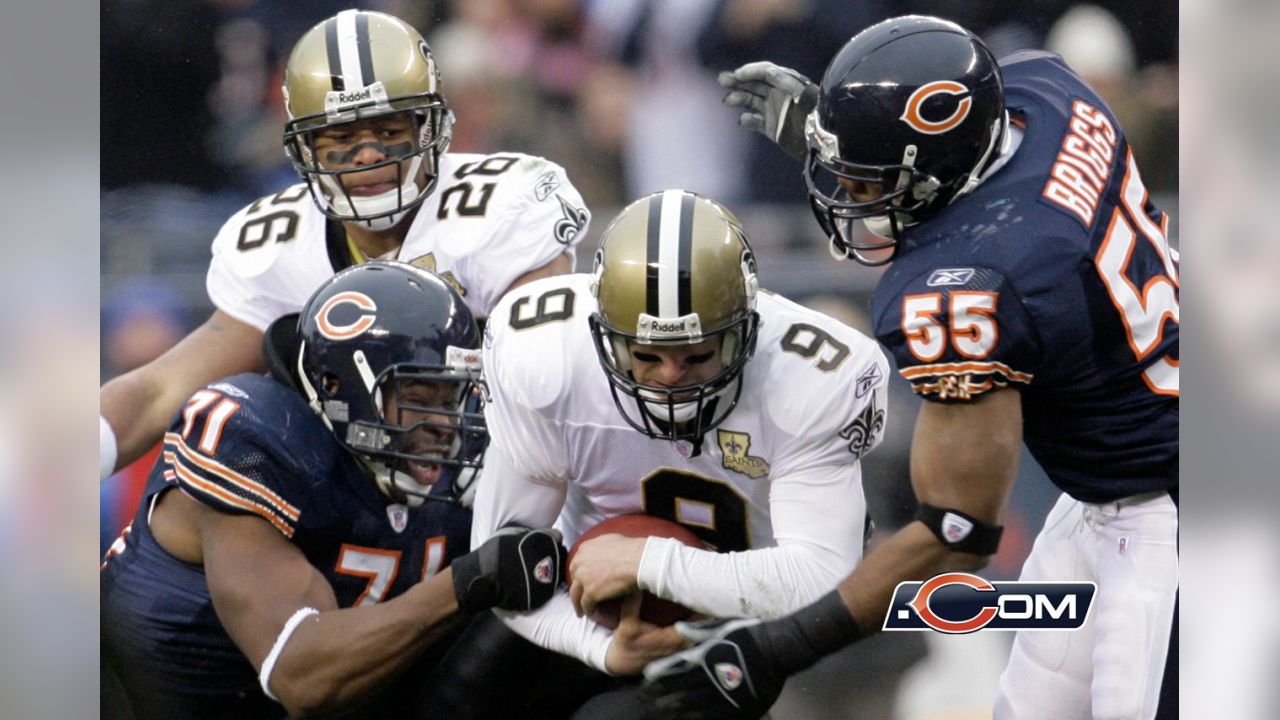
[718,61,818,161]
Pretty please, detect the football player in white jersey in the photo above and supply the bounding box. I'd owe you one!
[100,9,590,483]
[472,190,891,679]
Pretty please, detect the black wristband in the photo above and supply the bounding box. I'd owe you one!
[755,589,864,676]
[450,550,494,614]
[915,503,1003,555]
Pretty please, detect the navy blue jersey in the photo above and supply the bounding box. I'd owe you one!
[872,52,1178,503]
[101,373,473,717]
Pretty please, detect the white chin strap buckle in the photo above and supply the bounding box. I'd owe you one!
[829,235,855,261]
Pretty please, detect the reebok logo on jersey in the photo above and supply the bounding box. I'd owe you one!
[926,268,975,286]
[209,382,250,399]
[534,171,560,201]
[856,363,883,399]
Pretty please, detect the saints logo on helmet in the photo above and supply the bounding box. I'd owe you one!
[588,190,760,442]
[282,10,453,231]
[803,15,1009,265]
[297,261,486,507]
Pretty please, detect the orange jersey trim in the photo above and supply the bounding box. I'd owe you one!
[899,360,1033,384]
[165,451,296,538]
[164,433,302,522]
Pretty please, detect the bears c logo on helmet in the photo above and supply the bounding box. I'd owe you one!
[316,291,378,340]
[901,81,973,135]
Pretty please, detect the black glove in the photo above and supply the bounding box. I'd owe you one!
[640,617,780,719]
[641,590,863,719]
[452,525,566,614]
[718,62,819,161]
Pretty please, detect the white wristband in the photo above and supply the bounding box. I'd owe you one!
[100,415,118,481]
[258,607,320,702]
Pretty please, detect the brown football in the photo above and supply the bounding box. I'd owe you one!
[567,514,708,630]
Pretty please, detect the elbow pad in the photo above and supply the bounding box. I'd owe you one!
[915,503,1003,556]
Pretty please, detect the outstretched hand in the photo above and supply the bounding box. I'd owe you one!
[718,61,818,161]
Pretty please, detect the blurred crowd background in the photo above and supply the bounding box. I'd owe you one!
[0,0,1254,716]
[0,0,1229,717]
[93,1,1190,718]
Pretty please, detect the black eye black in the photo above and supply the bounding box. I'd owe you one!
[687,352,716,364]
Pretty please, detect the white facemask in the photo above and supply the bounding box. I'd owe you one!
[315,155,426,231]
[636,374,742,428]
[639,390,702,423]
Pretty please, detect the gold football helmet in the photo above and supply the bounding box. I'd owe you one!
[282,10,452,230]
[589,190,760,442]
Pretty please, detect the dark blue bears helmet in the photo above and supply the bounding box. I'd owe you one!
[297,261,485,506]
[805,15,1007,265]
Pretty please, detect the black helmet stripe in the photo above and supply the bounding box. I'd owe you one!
[324,17,344,91]
[325,10,376,93]
[644,190,697,319]
[355,12,375,85]
[645,194,662,316]
[677,192,694,317]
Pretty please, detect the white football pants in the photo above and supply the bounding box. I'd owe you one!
[993,491,1178,719]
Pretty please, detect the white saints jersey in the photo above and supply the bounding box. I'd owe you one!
[206,152,590,330]
[474,273,890,668]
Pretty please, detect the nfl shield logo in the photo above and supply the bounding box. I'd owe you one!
[534,557,554,584]
[942,513,973,543]
[715,662,744,690]
[386,504,409,533]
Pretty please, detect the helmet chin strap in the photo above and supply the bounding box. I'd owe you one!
[861,214,901,241]
[318,155,427,231]
[640,394,702,423]
[357,210,409,232]
[637,374,740,434]
[834,142,923,258]
[954,111,1014,201]
[829,234,857,261]
[854,118,1013,252]
[366,458,428,508]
